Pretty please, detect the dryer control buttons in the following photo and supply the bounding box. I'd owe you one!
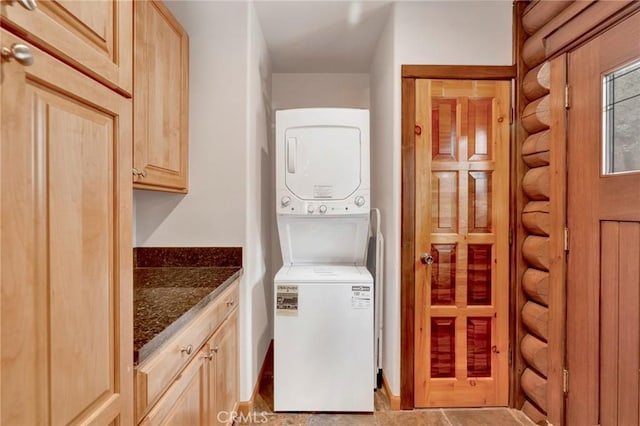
[319,205,327,214]
[281,196,291,207]
[307,205,315,213]
[354,196,365,207]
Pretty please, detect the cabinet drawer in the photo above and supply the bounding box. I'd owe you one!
[135,280,239,421]
[1,0,132,95]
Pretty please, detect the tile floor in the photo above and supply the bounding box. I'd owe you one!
[237,358,537,426]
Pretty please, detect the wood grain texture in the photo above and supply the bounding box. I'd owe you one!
[521,334,548,377]
[414,79,510,408]
[546,54,568,426]
[522,166,550,201]
[522,130,550,167]
[1,0,133,96]
[522,0,573,35]
[522,201,550,236]
[0,29,133,424]
[522,399,547,422]
[522,62,550,101]
[133,0,189,192]
[400,77,416,409]
[401,65,516,80]
[521,95,550,134]
[522,302,549,341]
[521,369,548,412]
[522,268,549,307]
[522,236,550,271]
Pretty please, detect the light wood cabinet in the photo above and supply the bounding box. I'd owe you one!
[133,0,189,193]
[140,351,208,426]
[0,0,132,95]
[208,310,239,426]
[0,28,133,424]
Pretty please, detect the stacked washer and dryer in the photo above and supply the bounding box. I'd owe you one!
[274,108,375,412]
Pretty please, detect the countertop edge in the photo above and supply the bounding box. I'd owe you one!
[135,268,243,366]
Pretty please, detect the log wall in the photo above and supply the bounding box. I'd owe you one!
[518,1,566,422]
[517,2,640,424]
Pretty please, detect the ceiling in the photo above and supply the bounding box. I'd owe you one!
[254,1,393,73]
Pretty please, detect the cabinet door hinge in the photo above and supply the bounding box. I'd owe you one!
[563,369,569,394]
[564,227,570,252]
[565,85,571,109]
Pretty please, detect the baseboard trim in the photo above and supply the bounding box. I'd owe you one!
[382,372,401,410]
[237,340,273,416]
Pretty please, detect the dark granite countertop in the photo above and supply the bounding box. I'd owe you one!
[133,247,242,365]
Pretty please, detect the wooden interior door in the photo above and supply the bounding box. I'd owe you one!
[566,11,640,426]
[414,79,510,407]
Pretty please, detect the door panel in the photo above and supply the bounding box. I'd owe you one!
[1,29,132,424]
[566,11,640,426]
[414,79,510,407]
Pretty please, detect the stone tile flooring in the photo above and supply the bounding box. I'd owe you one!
[237,360,537,426]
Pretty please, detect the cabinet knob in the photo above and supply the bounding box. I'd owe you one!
[11,0,37,11]
[202,351,214,361]
[132,168,148,178]
[180,344,193,355]
[211,346,219,354]
[225,300,235,307]
[1,43,34,66]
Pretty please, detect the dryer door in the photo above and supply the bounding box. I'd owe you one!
[284,125,361,200]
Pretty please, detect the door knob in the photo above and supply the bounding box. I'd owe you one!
[420,253,434,265]
[1,43,34,66]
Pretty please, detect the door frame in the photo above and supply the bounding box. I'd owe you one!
[400,64,517,409]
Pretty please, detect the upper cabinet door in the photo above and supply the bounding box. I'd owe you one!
[0,0,132,95]
[133,0,189,193]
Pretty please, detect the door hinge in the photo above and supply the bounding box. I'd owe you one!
[563,369,569,394]
[564,227,570,252]
[508,347,513,366]
[510,107,514,125]
[509,228,513,246]
[565,85,571,109]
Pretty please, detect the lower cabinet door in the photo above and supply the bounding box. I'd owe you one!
[141,352,208,426]
[209,309,239,426]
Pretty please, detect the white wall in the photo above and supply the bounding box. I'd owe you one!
[135,0,273,402]
[369,0,512,396]
[244,2,273,402]
[272,73,370,110]
[135,1,248,247]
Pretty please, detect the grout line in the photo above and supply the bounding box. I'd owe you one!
[441,408,454,426]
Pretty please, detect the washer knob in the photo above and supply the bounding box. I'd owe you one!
[281,196,291,207]
[319,205,327,214]
[307,205,315,213]
[355,196,366,207]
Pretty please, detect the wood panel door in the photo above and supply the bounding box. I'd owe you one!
[414,79,510,407]
[133,0,189,193]
[1,29,132,424]
[1,0,132,95]
[209,309,239,426]
[566,11,640,426]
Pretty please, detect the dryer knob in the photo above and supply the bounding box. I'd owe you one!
[281,196,291,207]
[355,196,365,207]
[319,205,327,214]
[307,205,315,214]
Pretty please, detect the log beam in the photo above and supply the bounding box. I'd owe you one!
[522,1,573,35]
[523,62,551,101]
[522,130,550,167]
[523,166,550,201]
[522,400,547,423]
[523,268,549,306]
[521,368,548,412]
[523,301,549,341]
[521,333,549,377]
[523,201,550,236]
[522,95,550,133]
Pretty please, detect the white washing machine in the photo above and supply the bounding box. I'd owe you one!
[274,108,374,412]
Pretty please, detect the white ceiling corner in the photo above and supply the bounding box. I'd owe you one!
[254,1,393,73]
